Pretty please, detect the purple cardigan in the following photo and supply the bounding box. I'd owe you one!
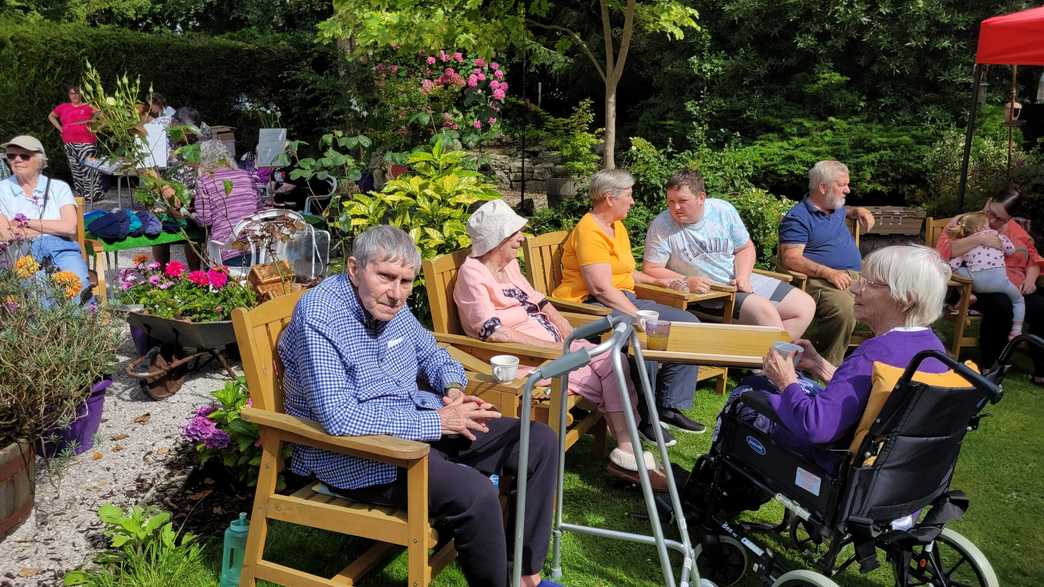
[767,329,947,471]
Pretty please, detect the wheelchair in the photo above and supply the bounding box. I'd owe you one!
[680,334,1043,587]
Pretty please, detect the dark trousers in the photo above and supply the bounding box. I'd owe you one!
[334,418,558,586]
[974,290,1044,375]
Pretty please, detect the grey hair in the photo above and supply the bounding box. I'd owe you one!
[590,168,635,203]
[198,139,235,171]
[351,225,421,270]
[862,245,951,328]
[808,160,849,194]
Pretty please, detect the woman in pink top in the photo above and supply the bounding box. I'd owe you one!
[935,187,1043,384]
[47,85,102,201]
[454,200,668,491]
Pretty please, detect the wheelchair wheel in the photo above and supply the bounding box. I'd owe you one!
[694,535,748,586]
[770,569,840,586]
[904,528,999,587]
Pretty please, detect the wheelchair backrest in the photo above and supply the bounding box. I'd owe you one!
[841,351,997,525]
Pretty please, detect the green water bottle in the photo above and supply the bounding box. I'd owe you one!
[219,513,250,587]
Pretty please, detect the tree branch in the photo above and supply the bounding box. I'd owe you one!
[612,0,637,84]
[600,0,614,81]
[526,20,607,83]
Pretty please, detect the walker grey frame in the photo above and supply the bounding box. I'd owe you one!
[511,315,700,587]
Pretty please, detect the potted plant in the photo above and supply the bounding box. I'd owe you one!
[544,99,603,206]
[0,247,121,540]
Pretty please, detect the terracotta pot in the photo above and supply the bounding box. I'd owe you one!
[0,441,35,541]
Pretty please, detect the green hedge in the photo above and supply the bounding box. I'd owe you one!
[0,19,318,181]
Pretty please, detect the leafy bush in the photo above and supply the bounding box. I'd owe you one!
[181,377,288,489]
[544,99,603,190]
[63,504,211,587]
[118,258,257,322]
[0,248,121,448]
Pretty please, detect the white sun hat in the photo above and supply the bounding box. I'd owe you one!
[466,199,529,258]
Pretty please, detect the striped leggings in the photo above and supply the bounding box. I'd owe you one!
[64,142,102,201]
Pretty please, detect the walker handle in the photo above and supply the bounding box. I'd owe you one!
[534,349,592,380]
[569,316,617,342]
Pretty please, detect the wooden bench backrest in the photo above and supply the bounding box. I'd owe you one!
[232,289,306,413]
[422,248,472,336]
[74,197,88,262]
[522,230,569,295]
[924,216,953,249]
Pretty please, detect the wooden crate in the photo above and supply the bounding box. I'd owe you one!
[255,281,304,301]
[863,206,926,236]
[248,261,292,287]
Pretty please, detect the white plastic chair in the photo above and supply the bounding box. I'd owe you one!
[303,176,337,216]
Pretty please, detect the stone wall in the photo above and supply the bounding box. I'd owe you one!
[476,146,567,195]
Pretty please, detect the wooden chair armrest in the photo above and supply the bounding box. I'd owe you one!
[546,297,611,316]
[949,274,973,286]
[432,332,562,360]
[240,407,430,461]
[709,282,738,293]
[560,311,605,328]
[752,268,794,283]
[635,283,733,309]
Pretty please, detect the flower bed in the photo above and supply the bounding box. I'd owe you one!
[118,256,257,323]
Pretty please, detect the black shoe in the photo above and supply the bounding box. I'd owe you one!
[639,422,676,447]
[659,408,707,434]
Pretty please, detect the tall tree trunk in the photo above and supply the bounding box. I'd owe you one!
[604,79,617,169]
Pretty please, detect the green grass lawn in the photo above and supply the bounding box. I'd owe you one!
[242,370,1042,587]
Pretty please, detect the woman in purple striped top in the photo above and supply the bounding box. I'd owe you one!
[193,140,262,265]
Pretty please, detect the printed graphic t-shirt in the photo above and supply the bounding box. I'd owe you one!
[643,198,750,283]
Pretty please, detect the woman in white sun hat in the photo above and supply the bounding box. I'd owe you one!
[453,199,668,491]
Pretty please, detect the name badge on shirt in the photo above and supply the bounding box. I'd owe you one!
[387,337,405,349]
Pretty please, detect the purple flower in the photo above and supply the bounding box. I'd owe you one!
[182,414,219,443]
[157,280,174,290]
[203,429,231,450]
[147,261,161,270]
[13,213,29,227]
[148,275,161,286]
[195,404,217,417]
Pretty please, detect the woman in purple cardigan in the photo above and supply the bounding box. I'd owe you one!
[731,245,953,472]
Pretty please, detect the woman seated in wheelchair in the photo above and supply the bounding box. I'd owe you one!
[715,245,953,473]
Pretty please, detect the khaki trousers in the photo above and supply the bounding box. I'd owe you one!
[804,273,857,366]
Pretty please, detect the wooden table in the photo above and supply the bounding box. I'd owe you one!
[632,322,791,369]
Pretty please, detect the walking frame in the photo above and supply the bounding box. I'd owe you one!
[511,315,701,587]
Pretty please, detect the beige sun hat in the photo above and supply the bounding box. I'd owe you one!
[2,135,46,157]
[467,199,529,257]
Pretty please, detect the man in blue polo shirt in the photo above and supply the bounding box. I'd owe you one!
[778,160,874,364]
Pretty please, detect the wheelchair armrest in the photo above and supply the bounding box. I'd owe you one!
[735,389,784,428]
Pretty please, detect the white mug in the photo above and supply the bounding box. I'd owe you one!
[772,341,804,366]
[490,354,520,383]
[636,310,659,331]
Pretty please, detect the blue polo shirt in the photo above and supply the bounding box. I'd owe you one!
[778,197,861,271]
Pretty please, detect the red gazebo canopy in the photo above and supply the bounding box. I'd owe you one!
[976,6,1044,65]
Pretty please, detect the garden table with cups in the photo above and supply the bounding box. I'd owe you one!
[632,320,792,369]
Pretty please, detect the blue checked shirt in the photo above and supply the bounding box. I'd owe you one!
[279,273,467,490]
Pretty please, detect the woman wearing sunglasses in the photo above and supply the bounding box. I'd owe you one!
[934,186,1044,386]
[0,135,92,302]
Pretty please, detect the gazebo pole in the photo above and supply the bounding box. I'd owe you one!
[957,64,985,211]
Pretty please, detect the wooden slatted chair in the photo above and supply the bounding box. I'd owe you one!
[422,248,607,454]
[74,197,108,304]
[521,230,737,394]
[233,291,455,587]
[925,216,978,358]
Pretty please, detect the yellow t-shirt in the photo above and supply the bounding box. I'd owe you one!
[552,213,636,302]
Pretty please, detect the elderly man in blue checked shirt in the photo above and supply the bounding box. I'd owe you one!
[279,225,563,587]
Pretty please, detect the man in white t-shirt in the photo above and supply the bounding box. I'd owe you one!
[642,170,815,338]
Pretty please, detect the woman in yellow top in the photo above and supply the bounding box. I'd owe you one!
[553,168,706,444]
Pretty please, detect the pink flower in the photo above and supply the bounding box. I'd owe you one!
[164,261,185,278]
[475,58,486,67]
[390,64,399,74]
[439,50,449,62]
[207,269,229,289]
[147,261,161,270]
[488,116,497,125]
[148,274,161,286]
[477,72,486,81]
[157,280,174,290]
[473,119,483,129]
[490,62,499,70]
[495,69,505,80]
[426,56,436,65]
[187,270,209,287]
[421,79,435,94]
[453,52,464,62]
[493,89,506,101]
[467,75,479,88]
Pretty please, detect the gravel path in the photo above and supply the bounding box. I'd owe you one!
[0,225,237,586]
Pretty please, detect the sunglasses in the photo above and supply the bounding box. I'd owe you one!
[5,152,34,161]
